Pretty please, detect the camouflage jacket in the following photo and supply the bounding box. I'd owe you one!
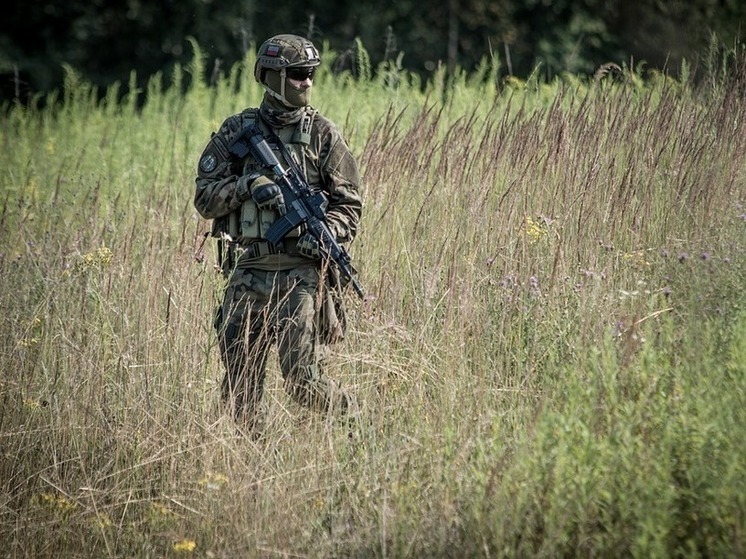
[194,104,362,270]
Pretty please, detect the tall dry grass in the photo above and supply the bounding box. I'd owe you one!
[1,44,745,557]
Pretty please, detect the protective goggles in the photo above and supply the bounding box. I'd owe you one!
[286,67,316,81]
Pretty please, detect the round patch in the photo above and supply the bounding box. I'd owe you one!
[199,153,217,173]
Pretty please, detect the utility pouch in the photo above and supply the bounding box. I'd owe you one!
[317,270,347,345]
[239,200,259,242]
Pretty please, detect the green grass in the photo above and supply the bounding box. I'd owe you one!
[1,45,745,558]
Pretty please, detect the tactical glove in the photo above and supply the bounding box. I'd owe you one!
[297,232,321,260]
[250,176,286,215]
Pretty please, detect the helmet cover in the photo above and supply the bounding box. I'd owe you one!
[254,34,320,83]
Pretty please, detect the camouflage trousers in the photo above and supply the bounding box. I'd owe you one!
[215,264,350,427]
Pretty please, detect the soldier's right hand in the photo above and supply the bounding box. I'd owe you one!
[250,177,286,215]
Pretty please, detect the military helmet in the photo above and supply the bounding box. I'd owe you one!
[254,34,321,83]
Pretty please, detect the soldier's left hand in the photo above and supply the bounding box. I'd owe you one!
[297,233,321,259]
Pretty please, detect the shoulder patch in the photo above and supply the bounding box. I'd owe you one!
[199,153,217,173]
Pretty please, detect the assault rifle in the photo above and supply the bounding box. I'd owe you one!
[229,125,365,299]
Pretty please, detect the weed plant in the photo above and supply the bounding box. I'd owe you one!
[0,42,744,557]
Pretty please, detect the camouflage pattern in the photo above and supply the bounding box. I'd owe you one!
[253,34,321,82]
[254,35,321,109]
[193,35,362,427]
[216,262,351,426]
[194,105,362,261]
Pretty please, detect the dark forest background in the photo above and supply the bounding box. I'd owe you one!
[1,0,744,102]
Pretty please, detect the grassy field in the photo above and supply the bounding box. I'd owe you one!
[1,44,745,557]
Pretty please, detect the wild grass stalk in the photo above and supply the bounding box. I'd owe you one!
[1,46,744,557]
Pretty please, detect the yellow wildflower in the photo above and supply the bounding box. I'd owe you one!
[150,502,175,517]
[523,216,548,244]
[622,249,651,270]
[198,471,229,491]
[74,246,113,273]
[39,492,77,512]
[173,539,197,553]
[92,514,113,529]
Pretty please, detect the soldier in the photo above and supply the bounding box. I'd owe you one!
[194,34,363,433]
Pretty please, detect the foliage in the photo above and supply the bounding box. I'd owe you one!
[0,45,744,557]
[1,0,745,103]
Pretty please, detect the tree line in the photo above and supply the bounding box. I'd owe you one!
[1,0,744,103]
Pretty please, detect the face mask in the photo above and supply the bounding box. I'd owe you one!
[264,70,312,108]
[285,78,312,107]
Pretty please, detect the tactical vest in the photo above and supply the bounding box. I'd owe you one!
[226,106,318,244]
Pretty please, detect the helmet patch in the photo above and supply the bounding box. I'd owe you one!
[305,46,319,62]
[266,45,280,57]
